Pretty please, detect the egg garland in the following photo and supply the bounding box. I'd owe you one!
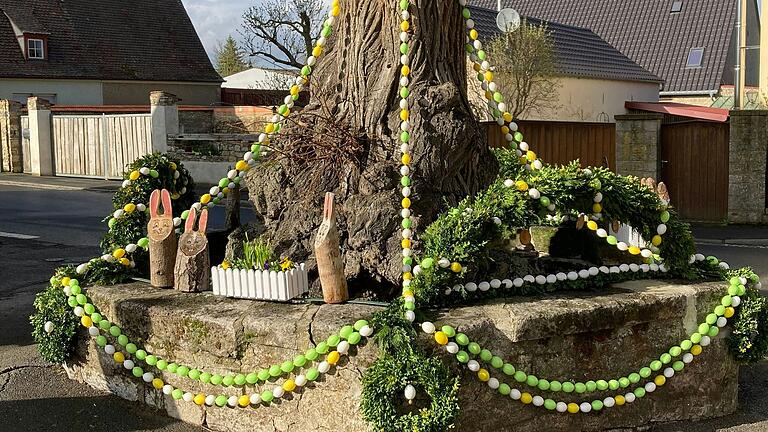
[447,263,665,297]
[59,277,373,388]
[58,276,375,406]
[422,275,741,399]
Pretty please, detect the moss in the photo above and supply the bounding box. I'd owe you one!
[182,318,209,346]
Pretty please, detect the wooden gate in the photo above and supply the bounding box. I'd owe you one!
[661,121,729,221]
[487,120,616,169]
[51,114,152,179]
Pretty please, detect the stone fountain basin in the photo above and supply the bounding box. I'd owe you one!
[65,280,737,432]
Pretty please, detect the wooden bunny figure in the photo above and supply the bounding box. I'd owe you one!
[174,207,210,292]
[147,189,177,288]
[314,192,348,303]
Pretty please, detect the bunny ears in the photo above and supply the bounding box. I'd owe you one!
[184,207,209,234]
[149,189,173,219]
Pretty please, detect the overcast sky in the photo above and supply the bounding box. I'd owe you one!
[182,0,254,60]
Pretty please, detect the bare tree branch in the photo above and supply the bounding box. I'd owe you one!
[240,0,326,70]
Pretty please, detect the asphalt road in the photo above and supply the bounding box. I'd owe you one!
[0,184,767,432]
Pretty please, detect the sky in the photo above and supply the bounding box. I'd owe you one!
[182,0,255,60]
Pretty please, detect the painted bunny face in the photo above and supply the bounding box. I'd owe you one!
[148,189,174,240]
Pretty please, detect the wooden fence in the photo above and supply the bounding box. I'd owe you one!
[51,114,152,179]
[486,120,616,169]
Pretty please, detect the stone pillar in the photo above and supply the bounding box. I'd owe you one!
[27,97,53,176]
[0,99,23,173]
[614,113,663,180]
[728,110,768,224]
[150,91,179,153]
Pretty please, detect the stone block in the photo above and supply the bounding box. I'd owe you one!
[68,281,739,431]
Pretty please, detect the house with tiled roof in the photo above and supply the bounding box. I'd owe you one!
[0,0,222,106]
[468,5,662,122]
[474,0,761,107]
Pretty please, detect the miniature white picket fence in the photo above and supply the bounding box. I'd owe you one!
[211,264,309,302]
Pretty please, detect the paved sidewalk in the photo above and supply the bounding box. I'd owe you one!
[0,173,121,192]
[692,224,768,247]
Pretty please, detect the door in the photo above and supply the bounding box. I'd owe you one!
[661,121,729,221]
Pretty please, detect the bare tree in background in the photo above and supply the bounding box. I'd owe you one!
[471,20,560,119]
[241,0,326,70]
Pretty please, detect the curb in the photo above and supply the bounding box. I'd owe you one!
[0,180,84,191]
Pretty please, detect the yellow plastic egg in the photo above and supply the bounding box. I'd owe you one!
[586,221,598,231]
[477,368,490,382]
[401,65,410,76]
[568,402,580,413]
[724,307,735,318]
[283,379,296,392]
[312,46,323,57]
[401,154,411,165]
[235,160,248,171]
[403,272,412,281]
[169,162,177,170]
[119,257,131,266]
[469,29,478,40]
[194,394,206,406]
[526,150,537,162]
[400,110,409,121]
[503,112,513,122]
[61,277,71,287]
[628,246,641,255]
[401,239,411,249]
[81,316,93,328]
[327,351,341,365]
[654,375,666,386]
[400,20,410,32]
[691,345,703,356]
[652,235,663,246]
[434,331,448,345]
[113,352,125,363]
[152,378,164,389]
[521,393,533,404]
[129,171,140,181]
[238,395,251,407]
[615,395,625,406]
[515,181,529,192]
[450,262,462,273]
[113,248,126,259]
[484,71,493,82]
[402,198,411,209]
[124,203,136,213]
[592,203,602,214]
[200,194,212,205]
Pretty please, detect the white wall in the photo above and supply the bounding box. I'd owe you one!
[525,77,660,122]
[0,79,103,105]
[468,70,660,122]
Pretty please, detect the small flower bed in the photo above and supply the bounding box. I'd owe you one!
[212,237,308,302]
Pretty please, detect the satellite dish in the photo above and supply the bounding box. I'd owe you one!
[496,8,521,32]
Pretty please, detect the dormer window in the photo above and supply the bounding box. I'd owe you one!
[27,38,45,59]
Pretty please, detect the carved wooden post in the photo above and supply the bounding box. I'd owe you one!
[174,207,210,292]
[314,192,348,304]
[148,189,177,287]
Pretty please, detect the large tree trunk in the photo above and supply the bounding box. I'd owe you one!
[244,0,498,295]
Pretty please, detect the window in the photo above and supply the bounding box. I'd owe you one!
[686,47,704,68]
[27,38,44,59]
[671,1,683,13]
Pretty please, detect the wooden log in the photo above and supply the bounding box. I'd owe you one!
[314,192,348,304]
[147,189,177,288]
[174,207,210,293]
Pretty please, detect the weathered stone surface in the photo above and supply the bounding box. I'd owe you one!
[728,110,768,224]
[615,113,662,181]
[67,280,738,431]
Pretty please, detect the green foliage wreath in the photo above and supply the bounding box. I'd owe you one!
[361,350,460,432]
[30,267,80,363]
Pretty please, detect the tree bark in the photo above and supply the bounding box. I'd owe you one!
[244,1,498,294]
[148,226,177,288]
